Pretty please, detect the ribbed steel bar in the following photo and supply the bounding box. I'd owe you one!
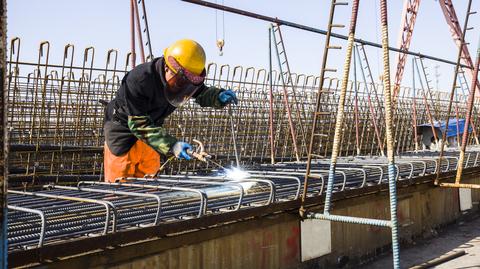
[380,0,400,266]
[323,0,359,214]
[139,0,154,60]
[130,0,136,67]
[271,24,301,162]
[457,69,480,145]
[414,58,438,143]
[308,212,391,227]
[8,189,115,234]
[417,58,440,119]
[135,177,245,210]
[455,38,480,184]
[412,58,419,151]
[353,47,361,155]
[0,1,7,265]
[7,206,45,248]
[47,184,163,226]
[80,181,207,218]
[271,23,308,155]
[6,148,479,251]
[152,175,277,205]
[354,44,384,155]
[455,85,461,147]
[268,28,275,164]
[435,0,474,186]
[133,0,146,63]
[7,37,480,186]
[300,0,346,216]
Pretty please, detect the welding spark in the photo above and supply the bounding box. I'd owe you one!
[222,167,258,191]
[225,167,257,191]
[225,167,250,180]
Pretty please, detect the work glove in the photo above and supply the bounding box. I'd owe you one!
[171,141,192,160]
[218,89,238,106]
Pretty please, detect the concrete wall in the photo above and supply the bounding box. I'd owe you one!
[108,218,300,269]
[46,176,480,269]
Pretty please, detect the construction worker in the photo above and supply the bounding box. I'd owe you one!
[103,39,237,182]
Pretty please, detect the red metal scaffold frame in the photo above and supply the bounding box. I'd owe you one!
[394,0,479,97]
[393,0,421,100]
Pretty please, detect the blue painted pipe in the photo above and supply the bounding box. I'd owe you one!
[307,212,392,227]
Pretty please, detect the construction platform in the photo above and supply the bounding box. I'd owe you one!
[5,11,480,265]
[7,147,480,268]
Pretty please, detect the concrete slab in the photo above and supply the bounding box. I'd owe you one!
[301,219,331,262]
[360,213,480,269]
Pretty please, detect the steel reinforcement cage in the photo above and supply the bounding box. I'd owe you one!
[6,38,480,185]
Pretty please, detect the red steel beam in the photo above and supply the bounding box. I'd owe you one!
[439,0,480,95]
[393,0,421,99]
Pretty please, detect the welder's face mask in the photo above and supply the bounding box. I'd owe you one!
[164,56,205,107]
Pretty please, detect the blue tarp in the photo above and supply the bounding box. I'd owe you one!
[418,119,472,138]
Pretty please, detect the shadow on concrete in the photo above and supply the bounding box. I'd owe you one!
[359,214,480,269]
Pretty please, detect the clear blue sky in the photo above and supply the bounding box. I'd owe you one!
[7,0,480,91]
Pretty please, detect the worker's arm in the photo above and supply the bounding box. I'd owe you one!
[127,115,177,155]
[124,73,177,155]
[193,85,227,109]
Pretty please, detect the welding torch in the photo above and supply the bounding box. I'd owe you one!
[187,139,227,170]
[158,139,227,173]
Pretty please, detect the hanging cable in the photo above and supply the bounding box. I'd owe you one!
[215,0,225,55]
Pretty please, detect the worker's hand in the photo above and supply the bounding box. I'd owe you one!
[171,142,193,160]
[218,89,238,105]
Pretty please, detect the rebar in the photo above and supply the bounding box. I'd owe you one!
[455,37,480,184]
[6,37,480,188]
[7,149,477,251]
[323,0,359,214]
[435,0,474,186]
[268,28,275,164]
[380,0,400,267]
[412,58,419,151]
[301,0,345,216]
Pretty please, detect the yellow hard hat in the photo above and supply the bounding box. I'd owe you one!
[164,39,206,76]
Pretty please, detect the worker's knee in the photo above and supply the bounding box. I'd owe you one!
[104,143,135,182]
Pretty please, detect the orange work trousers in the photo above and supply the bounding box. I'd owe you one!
[104,140,160,182]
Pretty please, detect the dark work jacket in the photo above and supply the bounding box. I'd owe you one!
[104,57,225,156]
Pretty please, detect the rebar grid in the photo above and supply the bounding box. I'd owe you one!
[6,38,480,186]
[7,148,478,252]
